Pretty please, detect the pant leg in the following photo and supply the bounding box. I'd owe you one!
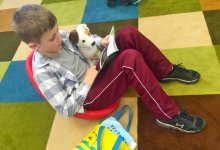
[84,49,179,121]
[116,25,173,80]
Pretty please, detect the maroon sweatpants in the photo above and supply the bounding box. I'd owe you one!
[84,26,180,121]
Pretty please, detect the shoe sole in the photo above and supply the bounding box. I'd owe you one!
[159,74,200,84]
[155,119,206,134]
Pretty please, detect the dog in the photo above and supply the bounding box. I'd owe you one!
[69,24,102,65]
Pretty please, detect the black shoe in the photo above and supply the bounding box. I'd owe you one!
[156,109,206,133]
[107,0,116,7]
[120,0,133,5]
[159,64,200,84]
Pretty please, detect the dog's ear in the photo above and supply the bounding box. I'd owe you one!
[83,24,89,31]
[69,30,79,44]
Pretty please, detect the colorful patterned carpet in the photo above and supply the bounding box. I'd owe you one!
[0,0,220,149]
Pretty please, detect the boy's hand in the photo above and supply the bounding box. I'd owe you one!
[101,35,109,48]
[83,66,98,85]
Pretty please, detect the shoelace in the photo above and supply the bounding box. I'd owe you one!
[179,109,194,122]
[174,63,190,74]
[176,63,186,69]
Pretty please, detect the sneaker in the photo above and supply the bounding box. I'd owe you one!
[107,0,116,7]
[156,109,206,133]
[159,64,200,84]
[120,0,130,5]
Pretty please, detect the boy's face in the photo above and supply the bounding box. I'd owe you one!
[29,24,62,57]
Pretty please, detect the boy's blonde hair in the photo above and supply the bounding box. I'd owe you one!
[12,4,57,44]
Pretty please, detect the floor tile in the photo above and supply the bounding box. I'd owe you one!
[0,61,43,102]
[41,0,74,4]
[87,19,138,37]
[214,45,220,64]
[0,102,55,150]
[0,0,42,9]
[139,12,212,50]
[0,31,21,61]
[199,0,220,11]
[82,0,138,23]
[46,98,138,150]
[12,42,32,61]
[59,24,78,32]
[43,0,86,25]
[0,8,16,32]
[203,9,220,45]
[138,95,220,150]
[161,46,220,96]
[139,0,201,18]
[123,87,138,97]
[0,61,10,81]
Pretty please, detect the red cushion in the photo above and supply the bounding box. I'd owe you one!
[25,50,120,120]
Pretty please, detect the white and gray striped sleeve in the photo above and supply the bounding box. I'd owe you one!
[34,67,90,117]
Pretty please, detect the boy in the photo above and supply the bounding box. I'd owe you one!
[12,4,206,133]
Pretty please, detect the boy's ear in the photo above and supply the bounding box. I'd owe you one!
[28,42,39,50]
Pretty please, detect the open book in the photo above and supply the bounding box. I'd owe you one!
[99,26,119,69]
[91,26,119,86]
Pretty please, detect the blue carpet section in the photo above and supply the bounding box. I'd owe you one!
[0,61,43,102]
[82,0,138,23]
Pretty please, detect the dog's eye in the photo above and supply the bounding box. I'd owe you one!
[82,40,85,43]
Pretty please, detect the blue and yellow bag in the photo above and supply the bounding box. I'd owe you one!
[73,105,136,150]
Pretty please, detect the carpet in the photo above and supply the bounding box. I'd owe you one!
[0,0,220,149]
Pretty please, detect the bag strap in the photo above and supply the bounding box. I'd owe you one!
[97,126,124,150]
[112,136,124,150]
[97,126,104,150]
[114,105,132,131]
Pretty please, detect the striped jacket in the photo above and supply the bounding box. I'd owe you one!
[33,30,102,117]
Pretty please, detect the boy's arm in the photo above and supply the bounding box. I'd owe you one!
[83,66,98,85]
[34,67,90,117]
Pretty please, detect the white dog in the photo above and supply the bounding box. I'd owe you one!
[69,24,102,65]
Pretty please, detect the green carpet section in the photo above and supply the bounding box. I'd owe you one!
[0,61,10,81]
[139,0,201,18]
[203,9,220,45]
[43,0,86,26]
[161,46,220,96]
[0,31,21,61]
[0,102,55,150]
[41,0,75,5]
[87,19,138,37]
[215,45,220,64]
